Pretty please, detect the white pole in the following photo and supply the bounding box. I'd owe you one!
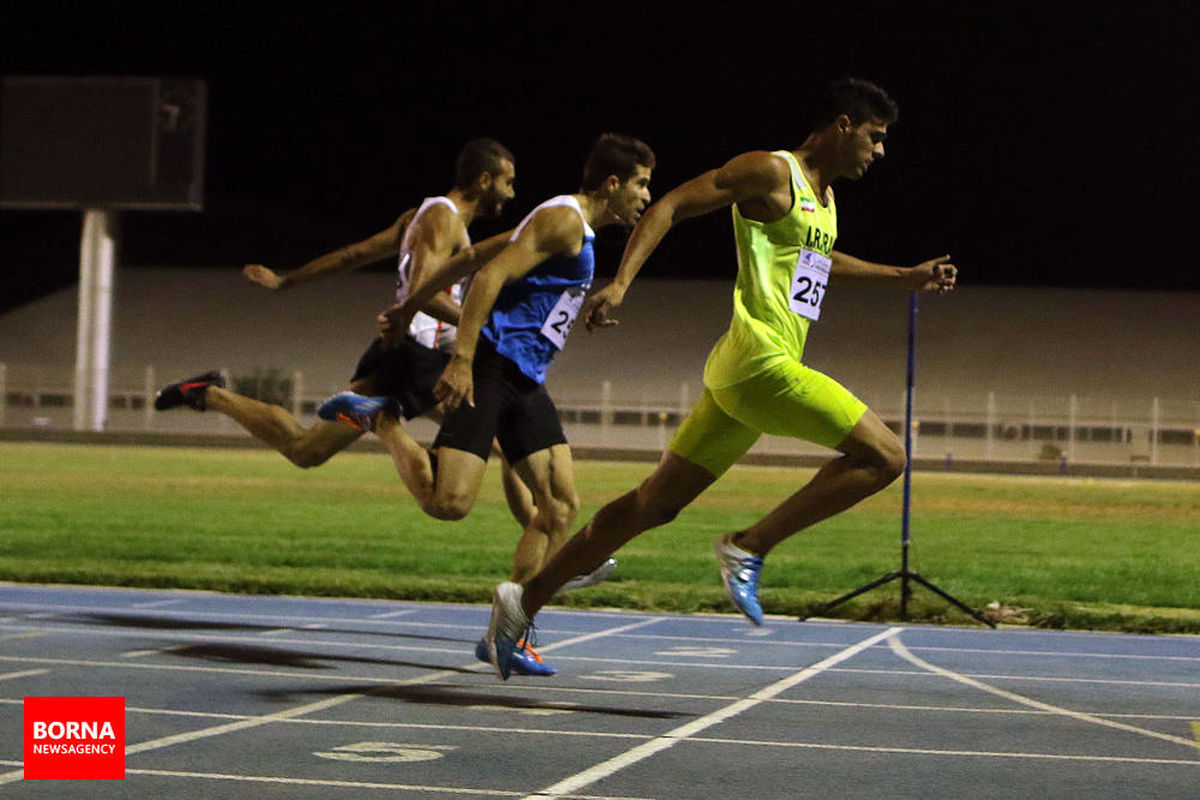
[75,208,118,432]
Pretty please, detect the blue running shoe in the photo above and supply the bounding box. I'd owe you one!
[487,582,531,680]
[474,637,556,677]
[316,391,396,432]
[713,534,765,625]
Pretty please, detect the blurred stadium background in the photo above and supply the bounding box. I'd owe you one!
[2,269,1197,474]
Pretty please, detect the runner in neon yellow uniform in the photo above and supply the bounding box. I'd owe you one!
[486,78,958,677]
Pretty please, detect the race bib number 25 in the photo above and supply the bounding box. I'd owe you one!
[540,288,586,350]
[789,248,831,321]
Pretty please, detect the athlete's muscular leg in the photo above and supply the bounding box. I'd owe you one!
[508,444,579,584]
[201,375,376,468]
[373,412,488,520]
[734,409,905,556]
[499,453,537,529]
[522,451,717,615]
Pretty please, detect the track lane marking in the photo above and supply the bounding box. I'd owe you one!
[687,737,1200,766]
[0,616,667,786]
[3,647,1199,691]
[521,626,903,800]
[889,636,1198,750]
[0,762,657,798]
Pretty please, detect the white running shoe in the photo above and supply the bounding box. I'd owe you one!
[487,582,531,681]
[560,558,618,592]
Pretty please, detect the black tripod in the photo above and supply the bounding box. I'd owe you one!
[802,292,995,628]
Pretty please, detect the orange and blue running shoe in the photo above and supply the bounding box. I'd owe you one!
[474,633,556,677]
[316,391,397,432]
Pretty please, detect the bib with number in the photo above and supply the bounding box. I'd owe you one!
[788,248,831,321]
[539,288,586,350]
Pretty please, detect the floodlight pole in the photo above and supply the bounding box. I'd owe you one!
[802,292,995,628]
[73,208,118,432]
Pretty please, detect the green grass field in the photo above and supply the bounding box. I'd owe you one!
[2,442,1198,633]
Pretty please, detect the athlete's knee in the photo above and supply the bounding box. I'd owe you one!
[540,490,579,534]
[286,442,335,469]
[867,432,906,484]
[420,491,475,521]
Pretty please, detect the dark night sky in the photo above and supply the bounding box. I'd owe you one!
[2,1,1198,314]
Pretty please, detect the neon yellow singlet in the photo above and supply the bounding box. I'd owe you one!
[703,150,837,390]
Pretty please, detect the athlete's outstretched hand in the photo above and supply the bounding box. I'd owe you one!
[909,255,957,294]
[377,304,414,349]
[243,264,284,290]
[581,282,627,331]
[434,355,474,413]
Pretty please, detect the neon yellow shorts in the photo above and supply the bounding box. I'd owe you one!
[669,357,867,477]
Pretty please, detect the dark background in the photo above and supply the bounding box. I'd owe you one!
[2,1,1198,315]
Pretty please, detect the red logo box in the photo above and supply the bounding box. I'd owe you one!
[24,696,125,780]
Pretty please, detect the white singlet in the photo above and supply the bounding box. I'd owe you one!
[395,196,469,352]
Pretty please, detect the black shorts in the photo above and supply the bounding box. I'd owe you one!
[350,336,449,420]
[433,336,567,464]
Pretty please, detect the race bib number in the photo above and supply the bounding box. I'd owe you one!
[789,248,831,321]
[540,288,586,350]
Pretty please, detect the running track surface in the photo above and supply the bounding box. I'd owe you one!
[0,583,1197,799]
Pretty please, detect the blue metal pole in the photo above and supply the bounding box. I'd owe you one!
[900,291,918,618]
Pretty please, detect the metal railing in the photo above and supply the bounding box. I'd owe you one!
[2,363,1199,467]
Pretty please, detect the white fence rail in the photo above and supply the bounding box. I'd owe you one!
[2,362,1199,467]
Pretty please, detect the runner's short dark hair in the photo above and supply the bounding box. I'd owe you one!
[813,77,899,128]
[455,138,515,188]
[580,134,656,192]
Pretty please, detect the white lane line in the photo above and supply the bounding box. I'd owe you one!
[522,626,903,800]
[829,666,1200,690]
[128,599,185,610]
[5,595,1191,662]
[0,630,45,644]
[889,636,1198,750]
[0,761,662,800]
[13,617,1199,688]
[369,609,417,619]
[5,690,1195,726]
[533,617,668,654]
[899,644,1200,664]
[0,669,48,683]
[3,646,1198,694]
[686,736,1200,767]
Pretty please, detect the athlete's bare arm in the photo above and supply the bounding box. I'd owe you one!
[583,151,789,329]
[402,203,471,326]
[831,251,957,293]
[434,207,583,412]
[243,207,417,290]
[376,228,514,343]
